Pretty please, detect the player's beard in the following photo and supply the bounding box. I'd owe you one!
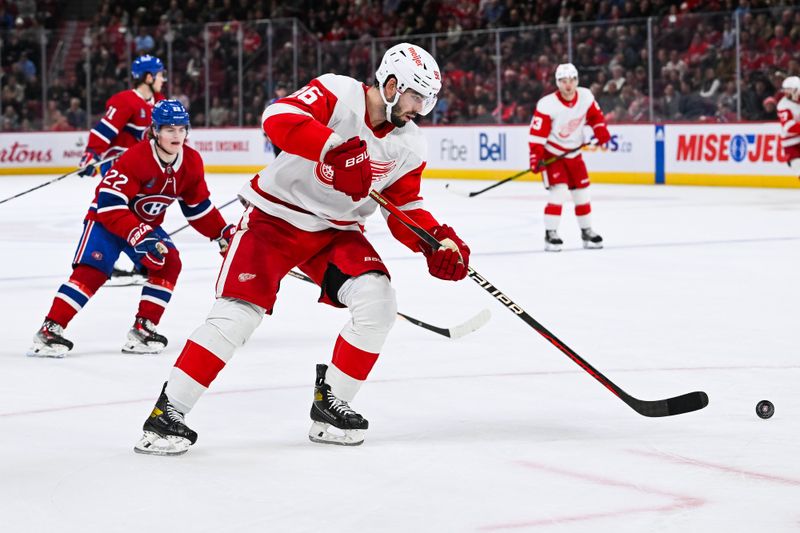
[390,105,410,128]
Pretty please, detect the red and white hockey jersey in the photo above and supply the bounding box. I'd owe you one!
[777,96,800,148]
[86,139,226,243]
[240,73,440,252]
[86,89,166,157]
[528,87,606,158]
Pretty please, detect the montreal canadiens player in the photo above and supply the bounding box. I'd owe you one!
[134,43,471,456]
[528,63,610,252]
[28,100,236,358]
[78,54,167,177]
[78,55,167,284]
[777,75,800,175]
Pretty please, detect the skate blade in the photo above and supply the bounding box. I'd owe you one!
[582,241,603,249]
[134,432,191,456]
[544,244,562,252]
[105,275,147,287]
[26,343,69,358]
[122,340,165,355]
[308,421,365,446]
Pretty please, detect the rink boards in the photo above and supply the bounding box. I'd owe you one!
[0,123,796,188]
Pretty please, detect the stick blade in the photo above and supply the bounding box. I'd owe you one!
[626,391,709,417]
[447,308,491,339]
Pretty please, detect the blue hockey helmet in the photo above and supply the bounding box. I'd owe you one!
[132,54,165,80]
[152,99,190,130]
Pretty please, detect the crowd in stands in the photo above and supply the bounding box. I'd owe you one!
[2,0,800,131]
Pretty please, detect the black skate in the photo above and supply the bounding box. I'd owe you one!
[581,228,603,249]
[122,317,168,354]
[544,230,563,252]
[106,266,148,287]
[308,364,368,446]
[134,382,197,456]
[27,319,74,358]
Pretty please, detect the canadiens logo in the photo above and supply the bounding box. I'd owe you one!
[313,160,397,188]
[557,116,585,139]
[133,194,174,221]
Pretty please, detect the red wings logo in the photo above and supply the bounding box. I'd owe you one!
[314,159,397,188]
[557,116,586,138]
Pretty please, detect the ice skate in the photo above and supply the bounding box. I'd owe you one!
[544,230,563,252]
[134,382,197,456]
[581,228,603,249]
[122,317,167,354]
[105,266,147,287]
[27,319,73,358]
[308,364,368,446]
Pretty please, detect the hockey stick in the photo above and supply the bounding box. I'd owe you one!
[464,142,591,198]
[0,154,121,206]
[168,197,242,237]
[369,189,709,417]
[107,197,243,287]
[285,269,491,339]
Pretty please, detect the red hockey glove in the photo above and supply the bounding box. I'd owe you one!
[593,124,611,145]
[422,225,471,281]
[323,137,373,201]
[215,223,236,256]
[77,149,100,177]
[127,223,167,271]
[529,144,544,173]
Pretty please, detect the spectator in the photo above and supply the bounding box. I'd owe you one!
[134,26,156,54]
[762,96,778,120]
[65,97,87,129]
[699,67,721,99]
[2,105,20,131]
[209,96,229,126]
[49,110,73,131]
[660,83,683,120]
[15,51,36,82]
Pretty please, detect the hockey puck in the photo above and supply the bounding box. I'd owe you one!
[756,400,774,419]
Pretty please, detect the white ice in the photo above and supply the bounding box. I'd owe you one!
[1,172,799,532]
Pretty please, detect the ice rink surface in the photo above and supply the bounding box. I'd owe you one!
[1,172,799,532]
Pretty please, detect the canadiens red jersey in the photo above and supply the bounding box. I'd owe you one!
[86,89,166,157]
[86,139,226,243]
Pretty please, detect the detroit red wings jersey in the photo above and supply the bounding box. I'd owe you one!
[241,73,438,248]
[86,89,166,157]
[86,139,226,242]
[529,87,606,158]
[777,96,800,148]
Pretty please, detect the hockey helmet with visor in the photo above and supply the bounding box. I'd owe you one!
[375,43,441,120]
[152,99,190,130]
[132,55,166,80]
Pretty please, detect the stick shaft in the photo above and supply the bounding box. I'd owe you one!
[0,155,120,206]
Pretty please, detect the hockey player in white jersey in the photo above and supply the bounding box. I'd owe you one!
[528,63,610,252]
[134,43,471,455]
[777,75,800,176]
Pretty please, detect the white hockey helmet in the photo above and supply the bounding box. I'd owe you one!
[555,63,579,83]
[375,42,441,119]
[782,75,800,98]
